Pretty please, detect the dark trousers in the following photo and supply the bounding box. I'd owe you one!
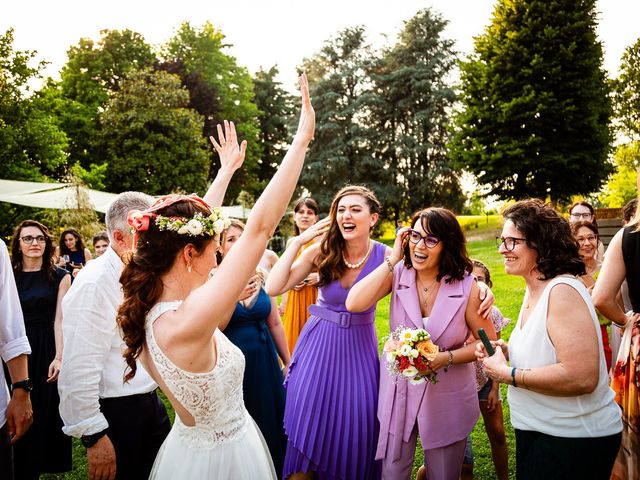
[99,390,171,480]
[0,423,13,480]
[515,428,621,480]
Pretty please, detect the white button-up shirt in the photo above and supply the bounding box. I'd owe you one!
[58,246,156,438]
[0,241,31,429]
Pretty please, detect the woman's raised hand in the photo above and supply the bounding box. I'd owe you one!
[209,120,247,172]
[389,227,410,265]
[294,73,315,144]
[297,217,330,245]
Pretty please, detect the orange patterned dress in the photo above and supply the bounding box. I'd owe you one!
[282,241,318,355]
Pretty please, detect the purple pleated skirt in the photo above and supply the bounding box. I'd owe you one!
[283,311,381,480]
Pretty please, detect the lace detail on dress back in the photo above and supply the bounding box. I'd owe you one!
[146,301,248,449]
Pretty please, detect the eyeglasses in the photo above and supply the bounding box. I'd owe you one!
[496,236,527,251]
[576,234,597,244]
[570,212,593,220]
[20,235,46,244]
[407,230,440,248]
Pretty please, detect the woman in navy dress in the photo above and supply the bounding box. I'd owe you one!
[10,220,72,479]
[219,219,291,478]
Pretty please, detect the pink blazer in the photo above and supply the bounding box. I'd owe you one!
[376,263,479,461]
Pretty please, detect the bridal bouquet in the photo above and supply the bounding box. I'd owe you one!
[384,327,440,385]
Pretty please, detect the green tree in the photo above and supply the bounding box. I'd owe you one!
[253,66,295,187]
[56,29,157,169]
[163,22,262,199]
[300,27,390,209]
[96,68,209,195]
[612,37,640,141]
[451,0,613,202]
[598,143,639,207]
[0,28,68,181]
[369,8,462,216]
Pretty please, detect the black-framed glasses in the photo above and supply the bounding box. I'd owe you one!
[496,236,526,251]
[20,235,46,244]
[408,230,440,248]
[570,212,593,220]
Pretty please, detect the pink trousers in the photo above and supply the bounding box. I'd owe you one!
[381,425,467,480]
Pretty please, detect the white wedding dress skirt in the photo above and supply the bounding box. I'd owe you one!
[146,301,277,479]
[150,414,276,479]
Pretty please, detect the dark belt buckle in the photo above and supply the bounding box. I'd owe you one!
[338,312,350,328]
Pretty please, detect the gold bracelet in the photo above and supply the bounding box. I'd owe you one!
[521,368,531,389]
[385,257,394,274]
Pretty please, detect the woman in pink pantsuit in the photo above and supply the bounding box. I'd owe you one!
[347,208,496,480]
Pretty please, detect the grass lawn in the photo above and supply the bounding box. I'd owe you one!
[44,238,524,480]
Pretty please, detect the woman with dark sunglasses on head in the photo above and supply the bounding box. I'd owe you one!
[9,220,72,478]
[346,207,496,480]
[479,199,621,480]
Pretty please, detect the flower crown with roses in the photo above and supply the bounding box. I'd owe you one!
[155,210,230,236]
[127,194,231,249]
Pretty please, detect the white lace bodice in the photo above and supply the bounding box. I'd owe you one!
[146,301,248,449]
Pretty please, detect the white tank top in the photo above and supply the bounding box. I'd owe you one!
[507,275,622,438]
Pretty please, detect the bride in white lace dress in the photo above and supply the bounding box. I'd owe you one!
[115,75,314,479]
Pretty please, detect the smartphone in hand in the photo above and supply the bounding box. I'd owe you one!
[477,328,495,356]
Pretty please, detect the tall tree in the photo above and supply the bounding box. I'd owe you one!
[369,8,462,216]
[163,22,262,199]
[0,28,68,181]
[253,66,295,187]
[300,27,390,209]
[96,68,209,195]
[450,0,613,202]
[612,37,640,141]
[55,29,156,169]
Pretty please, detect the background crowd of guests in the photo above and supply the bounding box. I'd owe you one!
[0,122,638,480]
[0,190,638,480]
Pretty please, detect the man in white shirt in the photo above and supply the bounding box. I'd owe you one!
[0,240,33,480]
[59,191,168,480]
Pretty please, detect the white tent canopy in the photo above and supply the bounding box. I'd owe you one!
[0,179,250,218]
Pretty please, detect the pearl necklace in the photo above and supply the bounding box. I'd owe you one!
[343,240,372,269]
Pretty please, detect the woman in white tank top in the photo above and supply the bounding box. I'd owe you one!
[478,199,621,480]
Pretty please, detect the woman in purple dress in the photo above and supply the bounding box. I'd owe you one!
[266,185,389,480]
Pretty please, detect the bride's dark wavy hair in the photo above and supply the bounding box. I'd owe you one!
[118,199,215,382]
[317,185,380,287]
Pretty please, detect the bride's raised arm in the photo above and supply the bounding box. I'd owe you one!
[184,74,315,335]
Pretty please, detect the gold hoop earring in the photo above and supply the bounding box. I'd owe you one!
[187,263,192,273]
